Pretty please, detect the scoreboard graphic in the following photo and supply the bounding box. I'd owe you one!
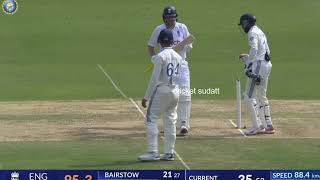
[1,170,319,180]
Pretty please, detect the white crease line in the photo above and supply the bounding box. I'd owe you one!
[129,98,146,119]
[97,64,190,170]
[228,119,320,139]
[228,119,247,137]
[97,64,128,99]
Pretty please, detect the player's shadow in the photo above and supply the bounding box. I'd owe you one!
[69,159,158,168]
[67,126,145,141]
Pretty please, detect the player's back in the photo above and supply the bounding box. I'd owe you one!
[248,26,270,61]
[156,47,182,87]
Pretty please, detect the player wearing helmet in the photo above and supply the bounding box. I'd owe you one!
[238,13,275,135]
[147,5,194,136]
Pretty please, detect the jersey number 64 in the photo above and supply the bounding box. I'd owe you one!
[167,63,180,76]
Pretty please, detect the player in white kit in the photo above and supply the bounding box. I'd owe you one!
[238,13,275,135]
[148,6,193,136]
[138,29,182,161]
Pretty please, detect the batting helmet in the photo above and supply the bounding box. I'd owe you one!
[158,29,174,45]
[238,13,256,33]
[162,6,178,20]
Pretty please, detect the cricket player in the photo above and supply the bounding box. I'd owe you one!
[148,5,193,136]
[138,29,182,161]
[238,13,275,135]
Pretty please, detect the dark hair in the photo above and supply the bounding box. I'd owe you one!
[158,29,174,46]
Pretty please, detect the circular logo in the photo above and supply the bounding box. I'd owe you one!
[2,0,18,14]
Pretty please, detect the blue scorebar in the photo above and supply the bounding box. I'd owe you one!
[0,170,319,180]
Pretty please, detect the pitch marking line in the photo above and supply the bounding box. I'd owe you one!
[97,64,191,170]
[228,119,320,139]
[228,119,247,137]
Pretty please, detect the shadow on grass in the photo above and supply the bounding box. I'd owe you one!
[68,159,163,168]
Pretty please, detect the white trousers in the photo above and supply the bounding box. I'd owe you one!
[244,60,273,128]
[145,85,179,154]
[178,60,191,129]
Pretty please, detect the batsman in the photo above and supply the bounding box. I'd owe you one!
[139,29,182,161]
[147,5,194,136]
[238,13,275,135]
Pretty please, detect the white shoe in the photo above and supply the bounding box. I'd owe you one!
[245,127,260,135]
[264,125,275,134]
[257,126,266,134]
[160,153,174,161]
[138,152,160,161]
[180,126,189,136]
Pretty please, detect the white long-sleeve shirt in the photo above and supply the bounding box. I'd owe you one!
[247,25,270,62]
[144,47,182,100]
[148,22,192,60]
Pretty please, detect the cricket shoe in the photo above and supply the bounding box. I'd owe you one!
[245,127,264,136]
[257,125,267,134]
[160,153,174,161]
[138,152,160,161]
[179,126,189,136]
[264,125,275,134]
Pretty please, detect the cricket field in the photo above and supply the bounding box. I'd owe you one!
[0,0,319,169]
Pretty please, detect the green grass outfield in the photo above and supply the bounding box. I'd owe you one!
[0,0,319,100]
[0,0,320,169]
[1,139,320,169]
